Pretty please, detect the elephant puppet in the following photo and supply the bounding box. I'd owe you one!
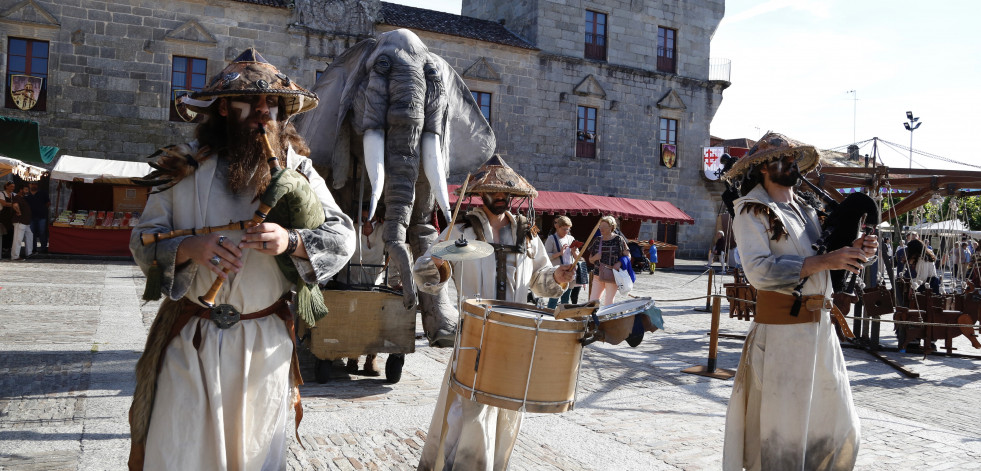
[296,28,496,344]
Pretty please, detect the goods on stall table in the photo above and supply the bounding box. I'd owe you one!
[53,209,141,229]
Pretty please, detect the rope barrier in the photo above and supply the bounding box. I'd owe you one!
[648,292,981,331]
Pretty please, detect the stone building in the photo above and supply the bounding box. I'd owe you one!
[0,0,728,256]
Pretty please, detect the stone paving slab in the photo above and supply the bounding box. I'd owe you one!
[1,258,980,470]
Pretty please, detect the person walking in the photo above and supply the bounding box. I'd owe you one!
[587,215,630,306]
[545,215,582,307]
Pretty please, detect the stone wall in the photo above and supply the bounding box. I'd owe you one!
[384,27,727,257]
[0,0,727,256]
[0,0,345,161]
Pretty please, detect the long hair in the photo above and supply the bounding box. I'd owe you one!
[906,239,936,264]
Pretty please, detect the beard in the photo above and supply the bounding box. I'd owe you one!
[481,194,510,215]
[224,119,282,198]
[766,160,801,188]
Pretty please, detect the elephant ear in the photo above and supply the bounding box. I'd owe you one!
[295,38,378,189]
[432,54,497,175]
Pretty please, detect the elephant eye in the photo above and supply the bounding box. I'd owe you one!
[424,63,440,82]
[374,55,391,75]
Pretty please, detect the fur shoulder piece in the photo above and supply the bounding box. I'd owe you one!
[134,143,212,193]
[739,201,788,242]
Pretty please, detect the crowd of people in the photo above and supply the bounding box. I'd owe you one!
[0,180,50,261]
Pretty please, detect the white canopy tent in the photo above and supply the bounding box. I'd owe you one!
[906,219,969,235]
[0,155,47,181]
[50,155,150,184]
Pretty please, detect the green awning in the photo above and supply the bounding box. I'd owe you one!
[0,116,59,164]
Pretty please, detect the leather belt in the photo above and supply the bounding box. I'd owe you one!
[755,290,830,325]
[181,295,290,329]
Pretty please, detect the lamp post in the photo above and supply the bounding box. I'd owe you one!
[903,111,922,170]
[846,90,857,145]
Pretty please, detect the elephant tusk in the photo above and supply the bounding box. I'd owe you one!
[363,128,386,220]
[422,131,450,222]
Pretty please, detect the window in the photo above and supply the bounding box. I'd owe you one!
[5,38,49,111]
[584,10,607,61]
[659,117,677,146]
[657,27,677,73]
[471,91,492,123]
[659,117,678,167]
[170,56,208,122]
[576,106,597,158]
[316,69,325,81]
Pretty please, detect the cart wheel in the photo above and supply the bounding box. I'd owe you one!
[315,359,331,384]
[385,354,405,384]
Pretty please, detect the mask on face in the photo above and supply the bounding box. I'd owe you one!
[766,157,801,187]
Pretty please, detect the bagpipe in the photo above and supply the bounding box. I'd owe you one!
[141,122,328,326]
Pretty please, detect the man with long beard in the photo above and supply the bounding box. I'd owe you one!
[412,155,575,470]
[721,133,877,470]
[128,49,354,470]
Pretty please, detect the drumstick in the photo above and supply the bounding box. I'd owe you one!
[556,219,603,291]
[442,173,472,243]
[570,219,603,268]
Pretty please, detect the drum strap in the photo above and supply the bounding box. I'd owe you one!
[464,212,530,300]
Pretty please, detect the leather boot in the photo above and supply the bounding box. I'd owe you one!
[362,354,380,376]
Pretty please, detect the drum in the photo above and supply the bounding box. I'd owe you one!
[450,299,588,413]
[587,297,656,345]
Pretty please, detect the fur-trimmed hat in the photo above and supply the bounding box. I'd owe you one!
[722,132,820,182]
[180,48,318,117]
[456,154,538,197]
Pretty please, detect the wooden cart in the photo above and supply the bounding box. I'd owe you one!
[300,288,416,383]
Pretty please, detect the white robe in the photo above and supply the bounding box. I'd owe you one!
[723,185,860,471]
[413,209,565,470]
[131,145,354,470]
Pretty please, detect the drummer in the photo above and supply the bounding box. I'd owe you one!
[412,154,575,470]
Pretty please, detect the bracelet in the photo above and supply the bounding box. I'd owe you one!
[284,228,299,255]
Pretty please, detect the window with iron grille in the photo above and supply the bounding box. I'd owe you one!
[576,106,597,158]
[170,56,208,122]
[657,27,677,73]
[471,91,492,123]
[5,38,49,111]
[584,10,607,61]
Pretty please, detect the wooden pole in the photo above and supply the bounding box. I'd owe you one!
[705,269,714,311]
[681,295,735,379]
[707,295,721,372]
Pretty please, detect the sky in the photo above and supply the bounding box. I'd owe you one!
[387,0,981,171]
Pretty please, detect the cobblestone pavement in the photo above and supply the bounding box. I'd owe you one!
[1,258,979,470]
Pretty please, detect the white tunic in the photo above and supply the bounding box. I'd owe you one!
[723,185,860,471]
[413,209,564,471]
[132,145,354,470]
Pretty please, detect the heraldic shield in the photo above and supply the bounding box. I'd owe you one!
[172,89,198,122]
[10,75,42,111]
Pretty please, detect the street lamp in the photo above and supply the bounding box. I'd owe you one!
[903,111,922,170]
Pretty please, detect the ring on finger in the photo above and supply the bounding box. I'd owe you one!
[217,235,227,247]
[210,255,221,267]
[262,241,268,250]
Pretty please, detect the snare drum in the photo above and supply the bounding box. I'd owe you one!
[589,298,656,345]
[450,299,588,413]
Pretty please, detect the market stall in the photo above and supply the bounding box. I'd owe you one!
[448,186,693,268]
[48,155,151,256]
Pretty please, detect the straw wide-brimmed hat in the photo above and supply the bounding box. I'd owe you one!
[723,132,820,182]
[456,154,538,198]
[180,48,318,116]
